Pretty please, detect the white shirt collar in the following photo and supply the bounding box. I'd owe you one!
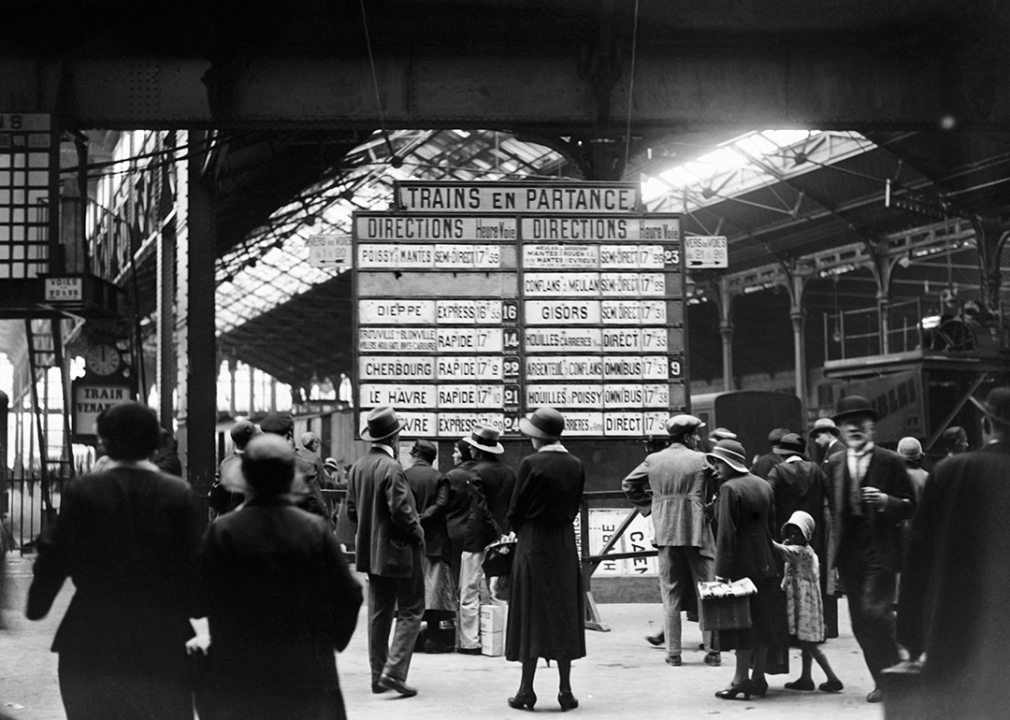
[104,459,160,472]
[847,441,874,458]
[372,443,396,458]
[538,443,568,453]
[784,454,804,464]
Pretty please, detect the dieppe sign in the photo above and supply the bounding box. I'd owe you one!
[685,236,728,268]
[73,383,132,439]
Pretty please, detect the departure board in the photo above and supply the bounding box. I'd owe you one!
[353,181,685,439]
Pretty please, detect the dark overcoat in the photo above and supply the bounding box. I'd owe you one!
[346,447,424,577]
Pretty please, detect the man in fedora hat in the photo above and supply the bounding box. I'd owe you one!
[751,427,792,480]
[823,395,914,703]
[622,414,721,667]
[346,406,425,696]
[458,425,515,654]
[897,387,1010,720]
[810,417,845,467]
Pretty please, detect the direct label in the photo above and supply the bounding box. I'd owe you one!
[601,300,667,325]
[604,412,646,437]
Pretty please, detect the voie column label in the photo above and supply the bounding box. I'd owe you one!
[352,181,686,440]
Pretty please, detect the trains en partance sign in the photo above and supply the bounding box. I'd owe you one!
[351,180,687,440]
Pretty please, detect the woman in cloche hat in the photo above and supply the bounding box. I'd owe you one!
[705,440,788,701]
[504,408,586,712]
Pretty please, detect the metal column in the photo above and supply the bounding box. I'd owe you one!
[174,130,218,512]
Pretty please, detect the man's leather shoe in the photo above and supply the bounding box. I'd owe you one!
[704,651,722,666]
[378,674,417,697]
[665,655,682,666]
[371,680,389,694]
[645,633,664,647]
[866,687,883,703]
[458,646,482,655]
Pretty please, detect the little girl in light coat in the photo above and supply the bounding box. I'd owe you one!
[773,510,843,693]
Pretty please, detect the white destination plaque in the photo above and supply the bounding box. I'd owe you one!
[523,244,599,269]
[605,412,646,437]
[357,244,434,268]
[436,384,505,409]
[643,384,672,407]
[644,412,671,436]
[437,328,503,353]
[524,327,602,353]
[601,300,667,325]
[525,356,603,381]
[436,299,502,324]
[526,384,605,409]
[438,412,505,437]
[562,412,606,437]
[355,215,517,241]
[360,356,436,381]
[599,245,665,269]
[359,384,437,409]
[359,299,436,324]
[524,272,600,297]
[600,273,666,297]
[436,356,504,381]
[362,411,437,438]
[525,300,601,325]
[359,327,437,352]
[434,244,502,268]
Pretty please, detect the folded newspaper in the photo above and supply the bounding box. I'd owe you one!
[697,578,757,599]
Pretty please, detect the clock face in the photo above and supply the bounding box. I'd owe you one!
[84,344,121,376]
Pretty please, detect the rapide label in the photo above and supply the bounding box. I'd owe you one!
[437,328,503,353]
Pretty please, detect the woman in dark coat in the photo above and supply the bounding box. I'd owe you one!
[505,407,586,712]
[194,433,363,720]
[707,440,788,701]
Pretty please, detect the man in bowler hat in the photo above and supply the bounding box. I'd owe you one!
[823,396,914,703]
[346,406,425,696]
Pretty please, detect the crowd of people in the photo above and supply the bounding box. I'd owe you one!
[17,389,1010,719]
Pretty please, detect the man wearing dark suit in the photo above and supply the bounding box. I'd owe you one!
[26,402,202,720]
[261,413,329,522]
[751,427,790,480]
[809,417,845,467]
[824,395,915,704]
[896,387,1010,720]
[458,425,515,654]
[346,406,425,697]
[195,433,363,720]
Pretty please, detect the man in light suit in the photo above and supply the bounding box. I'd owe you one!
[346,406,425,697]
[622,414,720,667]
[824,395,915,703]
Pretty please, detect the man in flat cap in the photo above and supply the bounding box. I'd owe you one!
[824,396,914,703]
[897,387,1010,720]
[622,415,720,667]
[347,407,425,696]
[404,439,456,653]
[751,427,791,480]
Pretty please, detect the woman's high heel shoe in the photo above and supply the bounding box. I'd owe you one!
[715,679,754,700]
[558,691,579,711]
[751,677,768,698]
[507,689,537,710]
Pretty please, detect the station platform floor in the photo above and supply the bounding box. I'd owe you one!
[1,555,884,720]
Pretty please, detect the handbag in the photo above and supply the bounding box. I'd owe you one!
[482,537,517,577]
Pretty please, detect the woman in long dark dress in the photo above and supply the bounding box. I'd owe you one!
[706,439,788,701]
[505,407,586,712]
